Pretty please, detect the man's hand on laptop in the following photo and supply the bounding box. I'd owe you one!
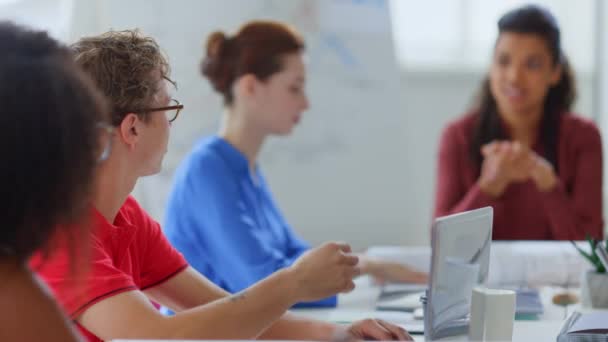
[332,318,413,341]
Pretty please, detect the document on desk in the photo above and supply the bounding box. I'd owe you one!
[368,241,592,287]
[566,312,608,333]
[376,291,425,311]
[381,283,427,294]
[557,311,608,341]
[323,309,413,324]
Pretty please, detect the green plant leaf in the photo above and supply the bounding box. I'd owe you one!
[587,237,606,273]
[571,240,604,272]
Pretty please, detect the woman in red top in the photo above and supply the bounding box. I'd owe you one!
[434,4,603,240]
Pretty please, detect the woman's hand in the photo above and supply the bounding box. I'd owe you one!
[478,141,536,197]
[530,154,558,192]
[359,257,427,285]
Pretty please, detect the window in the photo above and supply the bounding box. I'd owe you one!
[389,0,597,73]
[0,0,74,41]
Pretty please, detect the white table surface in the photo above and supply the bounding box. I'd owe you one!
[289,276,582,341]
[113,276,598,341]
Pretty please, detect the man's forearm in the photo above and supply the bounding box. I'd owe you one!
[163,268,301,339]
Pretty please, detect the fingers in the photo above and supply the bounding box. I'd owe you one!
[410,271,429,284]
[376,320,413,341]
[530,155,545,176]
[372,276,386,286]
[335,242,352,253]
[508,141,531,162]
[349,319,414,341]
[327,243,360,293]
[341,280,356,293]
[341,253,359,266]
[481,141,500,157]
[351,266,362,278]
[534,155,553,170]
[482,141,539,184]
[339,266,360,293]
[516,149,543,177]
[358,319,395,341]
[331,328,360,342]
[530,154,553,176]
[483,141,530,160]
[326,243,359,266]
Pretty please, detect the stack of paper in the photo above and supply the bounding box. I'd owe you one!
[367,241,592,287]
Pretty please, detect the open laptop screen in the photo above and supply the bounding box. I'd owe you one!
[424,207,493,340]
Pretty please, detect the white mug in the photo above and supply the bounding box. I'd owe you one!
[469,287,516,341]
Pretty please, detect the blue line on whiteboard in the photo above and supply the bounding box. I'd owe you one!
[321,33,359,68]
[341,0,386,9]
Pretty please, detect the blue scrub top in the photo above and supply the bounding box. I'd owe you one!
[164,135,337,307]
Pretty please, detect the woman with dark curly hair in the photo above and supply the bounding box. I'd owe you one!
[0,22,109,341]
[433,5,603,240]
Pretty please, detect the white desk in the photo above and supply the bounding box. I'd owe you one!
[113,277,593,341]
[290,277,571,341]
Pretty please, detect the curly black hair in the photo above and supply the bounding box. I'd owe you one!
[0,22,108,262]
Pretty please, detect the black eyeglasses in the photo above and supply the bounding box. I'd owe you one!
[131,99,184,123]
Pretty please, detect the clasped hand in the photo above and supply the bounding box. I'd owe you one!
[478,141,557,197]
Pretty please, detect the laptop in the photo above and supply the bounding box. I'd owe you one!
[423,207,493,340]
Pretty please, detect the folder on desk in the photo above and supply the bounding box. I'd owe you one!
[376,290,425,311]
[513,288,544,318]
[376,287,543,318]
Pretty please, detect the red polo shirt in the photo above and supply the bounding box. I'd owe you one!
[30,196,188,342]
[434,112,603,240]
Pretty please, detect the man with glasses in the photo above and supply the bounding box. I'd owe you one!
[31,29,411,342]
